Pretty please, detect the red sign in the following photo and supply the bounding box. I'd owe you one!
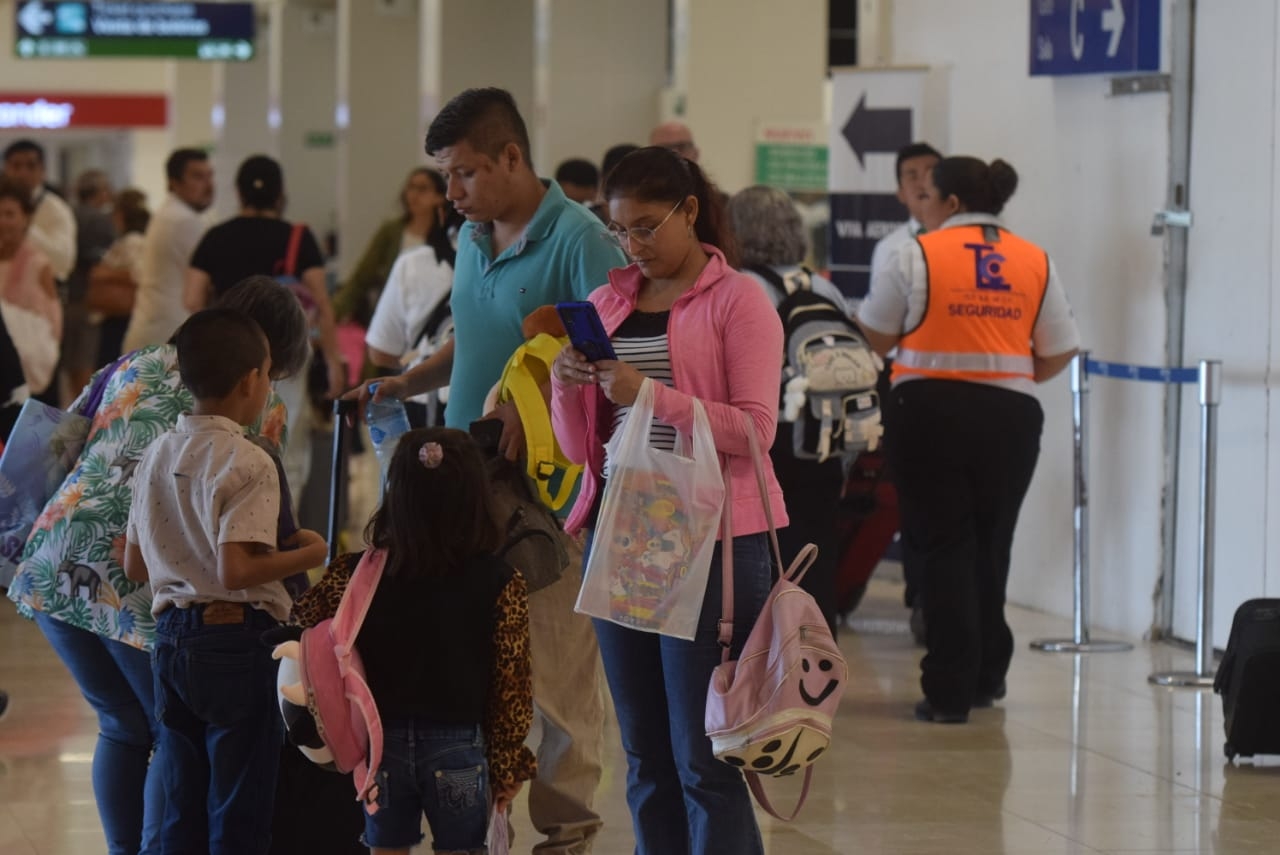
[0,93,168,130]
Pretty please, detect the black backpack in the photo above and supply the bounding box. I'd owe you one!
[750,266,882,464]
[1213,598,1280,761]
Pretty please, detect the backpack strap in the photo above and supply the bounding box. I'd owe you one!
[498,334,583,511]
[283,223,306,278]
[716,413,814,661]
[412,289,453,351]
[746,766,815,822]
[331,548,387,807]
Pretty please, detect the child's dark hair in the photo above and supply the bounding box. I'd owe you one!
[0,177,34,215]
[365,427,502,580]
[603,146,737,265]
[175,308,269,399]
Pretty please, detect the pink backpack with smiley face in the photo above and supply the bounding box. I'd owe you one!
[704,421,848,822]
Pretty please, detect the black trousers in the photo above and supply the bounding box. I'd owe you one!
[770,428,845,636]
[886,379,1043,713]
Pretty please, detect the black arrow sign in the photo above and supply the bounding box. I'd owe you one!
[841,94,912,168]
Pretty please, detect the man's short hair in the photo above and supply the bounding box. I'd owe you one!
[895,142,942,184]
[425,88,532,166]
[175,308,268,400]
[555,158,600,189]
[165,148,209,184]
[3,139,44,165]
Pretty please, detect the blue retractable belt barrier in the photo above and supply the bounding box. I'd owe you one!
[1084,359,1199,384]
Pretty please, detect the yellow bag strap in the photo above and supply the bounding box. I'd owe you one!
[498,334,583,511]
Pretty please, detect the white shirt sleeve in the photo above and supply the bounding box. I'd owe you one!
[1032,257,1081,357]
[29,194,76,281]
[173,210,208,269]
[857,240,919,335]
[365,252,412,357]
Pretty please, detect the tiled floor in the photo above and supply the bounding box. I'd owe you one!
[2,444,1277,853]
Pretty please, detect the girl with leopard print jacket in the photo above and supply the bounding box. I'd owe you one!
[290,427,535,851]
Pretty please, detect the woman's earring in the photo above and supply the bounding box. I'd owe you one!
[687,225,694,237]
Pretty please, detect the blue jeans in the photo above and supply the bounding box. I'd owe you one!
[363,720,489,852]
[35,612,163,855]
[151,604,283,855]
[589,532,772,855]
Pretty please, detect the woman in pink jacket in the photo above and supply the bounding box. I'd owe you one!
[551,147,787,855]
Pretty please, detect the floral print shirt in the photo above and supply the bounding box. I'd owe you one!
[7,345,289,651]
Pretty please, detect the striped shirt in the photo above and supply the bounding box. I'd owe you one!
[605,309,678,478]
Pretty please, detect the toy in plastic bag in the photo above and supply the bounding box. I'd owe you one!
[0,400,92,585]
[576,379,725,639]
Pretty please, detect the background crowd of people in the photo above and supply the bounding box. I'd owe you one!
[0,82,1078,855]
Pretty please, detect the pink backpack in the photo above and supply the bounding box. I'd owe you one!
[704,422,848,821]
[274,549,386,812]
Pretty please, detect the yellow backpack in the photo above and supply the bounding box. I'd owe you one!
[494,333,583,512]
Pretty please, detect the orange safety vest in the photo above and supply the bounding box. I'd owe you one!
[892,223,1049,384]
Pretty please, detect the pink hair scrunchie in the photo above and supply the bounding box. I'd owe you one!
[419,442,444,469]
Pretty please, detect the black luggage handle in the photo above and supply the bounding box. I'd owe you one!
[328,399,359,563]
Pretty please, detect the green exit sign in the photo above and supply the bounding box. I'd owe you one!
[14,2,256,61]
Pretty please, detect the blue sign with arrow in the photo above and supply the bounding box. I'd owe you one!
[1029,0,1160,76]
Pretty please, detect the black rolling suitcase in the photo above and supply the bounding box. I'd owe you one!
[269,399,366,855]
[1213,598,1280,761]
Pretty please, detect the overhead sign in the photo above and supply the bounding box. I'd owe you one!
[0,93,167,129]
[828,69,928,300]
[1029,0,1160,76]
[14,1,255,61]
[754,123,828,193]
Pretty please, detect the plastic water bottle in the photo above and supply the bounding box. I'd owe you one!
[366,382,411,486]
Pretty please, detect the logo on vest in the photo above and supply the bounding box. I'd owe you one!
[964,242,1010,291]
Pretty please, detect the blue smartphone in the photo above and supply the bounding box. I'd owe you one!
[555,301,617,362]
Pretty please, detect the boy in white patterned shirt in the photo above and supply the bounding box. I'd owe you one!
[125,307,326,855]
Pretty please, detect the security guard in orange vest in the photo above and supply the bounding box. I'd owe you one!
[856,156,1081,723]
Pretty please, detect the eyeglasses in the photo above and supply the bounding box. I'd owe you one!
[607,200,683,247]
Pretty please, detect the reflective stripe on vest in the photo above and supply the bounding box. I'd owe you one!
[892,224,1048,384]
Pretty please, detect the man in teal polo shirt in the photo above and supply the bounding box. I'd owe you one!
[365,88,623,854]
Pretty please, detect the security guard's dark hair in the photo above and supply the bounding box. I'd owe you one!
[175,308,269,400]
[603,146,738,266]
[894,142,942,184]
[932,156,1019,217]
[425,88,532,167]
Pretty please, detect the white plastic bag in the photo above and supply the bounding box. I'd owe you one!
[576,379,725,639]
[0,300,57,394]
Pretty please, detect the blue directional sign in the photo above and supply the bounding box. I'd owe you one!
[1029,0,1160,76]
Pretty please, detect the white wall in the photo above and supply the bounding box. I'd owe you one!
[685,0,828,193]
[889,1,1174,640]
[1176,0,1280,644]
[541,0,667,179]
[280,3,337,239]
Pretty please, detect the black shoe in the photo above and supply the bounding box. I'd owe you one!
[973,682,1007,709]
[0,690,8,721]
[914,699,968,724]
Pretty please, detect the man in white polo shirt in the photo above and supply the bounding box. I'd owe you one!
[123,148,214,352]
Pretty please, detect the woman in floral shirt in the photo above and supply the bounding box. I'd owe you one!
[7,276,309,855]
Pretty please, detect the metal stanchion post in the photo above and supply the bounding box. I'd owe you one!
[1033,352,1133,653]
[1150,359,1221,687]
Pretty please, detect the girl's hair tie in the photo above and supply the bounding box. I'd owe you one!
[419,442,444,469]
